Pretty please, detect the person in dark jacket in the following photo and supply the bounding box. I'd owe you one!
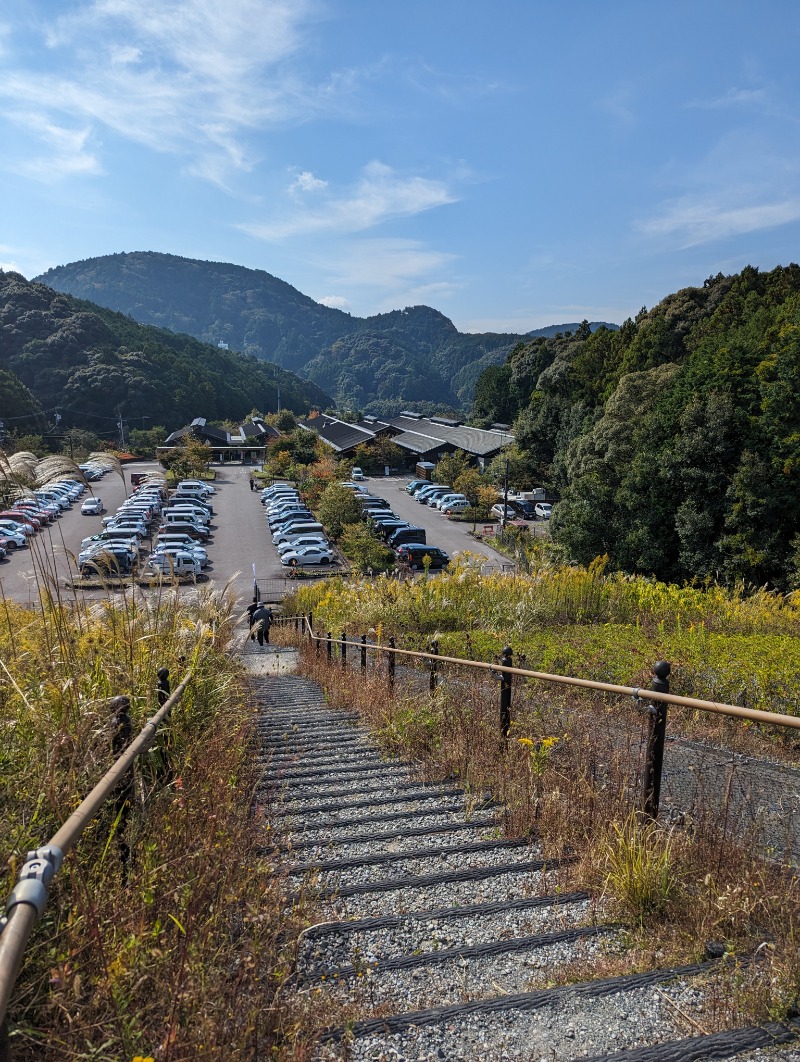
[251,602,273,646]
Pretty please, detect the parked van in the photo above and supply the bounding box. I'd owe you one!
[387,526,427,548]
[272,522,324,545]
[166,504,211,525]
[160,513,210,539]
[173,488,214,509]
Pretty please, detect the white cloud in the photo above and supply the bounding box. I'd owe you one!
[242,161,457,239]
[0,0,319,181]
[320,237,458,291]
[318,294,350,310]
[638,196,800,248]
[290,170,328,194]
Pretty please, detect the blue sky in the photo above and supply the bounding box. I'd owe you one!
[2,1,800,333]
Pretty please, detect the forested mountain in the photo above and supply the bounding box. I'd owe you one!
[0,368,47,433]
[35,252,521,413]
[472,267,800,590]
[0,271,332,434]
[526,321,618,338]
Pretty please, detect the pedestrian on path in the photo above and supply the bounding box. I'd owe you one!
[251,602,273,646]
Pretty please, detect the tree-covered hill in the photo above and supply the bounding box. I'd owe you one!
[35,252,523,411]
[471,266,800,590]
[0,271,332,433]
[0,368,47,434]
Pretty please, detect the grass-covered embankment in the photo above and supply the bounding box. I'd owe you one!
[0,586,306,1060]
[274,558,800,1029]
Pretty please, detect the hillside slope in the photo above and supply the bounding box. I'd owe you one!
[35,252,523,413]
[472,266,800,589]
[0,271,332,431]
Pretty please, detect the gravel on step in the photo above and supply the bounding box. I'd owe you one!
[316,861,557,921]
[314,964,717,1061]
[298,892,593,971]
[302,925,618,1014]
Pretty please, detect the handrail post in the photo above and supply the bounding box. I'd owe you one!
[388,636,396,691]
[308,611,313,639]
[642,661,671,819]
[360,634,367,674]
[326,631,332,661]
[430,639,439,692]
[341,630,347,670]
[500,646,513,738]
[157,667,171,707]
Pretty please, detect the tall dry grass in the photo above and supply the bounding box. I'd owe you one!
[0,582,314,1061]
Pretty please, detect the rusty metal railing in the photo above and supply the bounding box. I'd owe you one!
[0,670,192,1040]
[274,613,800,827]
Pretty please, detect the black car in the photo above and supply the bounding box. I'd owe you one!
[388,525,427,548]
[372,518,411,541]
[509,499,537,519]
[79,546,137,577]
[396,544,450,570]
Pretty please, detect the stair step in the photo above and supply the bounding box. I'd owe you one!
[316,961,716,1057]
[301,922,614,984]
[272,786,465,817]
[288,835,530,875]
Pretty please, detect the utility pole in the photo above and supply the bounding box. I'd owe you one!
[276,384,281,415]
[117,408,125,450]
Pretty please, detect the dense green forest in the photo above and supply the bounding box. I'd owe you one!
[472,266,800,590]
[0,271,332,434]
[36,252,524,413]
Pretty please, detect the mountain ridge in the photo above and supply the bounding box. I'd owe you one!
[35,252,602,414]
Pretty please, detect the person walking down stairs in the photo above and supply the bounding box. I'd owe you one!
[251,602,273,647]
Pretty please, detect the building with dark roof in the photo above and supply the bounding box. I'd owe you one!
[298,412,512,468]
[158,417,276,464]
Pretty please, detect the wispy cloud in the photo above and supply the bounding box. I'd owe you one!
[0,0,319,181]
[9,111,102,180]
[638,195,800,247]
[692,86,770,110]
[241,161,457,239]
[596,83,638,127]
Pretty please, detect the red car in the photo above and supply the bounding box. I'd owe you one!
[0,510,42,531]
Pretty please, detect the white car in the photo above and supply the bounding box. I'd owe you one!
[534,502,553,520]
[146,551,201,576]
[0,518,34,538]
[280,544,337,567]
[80,497,104,515]
[152,543,208,568]
[351,467,365,481]
[0,527,27,548]
[276,535,329,555]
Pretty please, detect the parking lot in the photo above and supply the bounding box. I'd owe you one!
[0,465,518,608]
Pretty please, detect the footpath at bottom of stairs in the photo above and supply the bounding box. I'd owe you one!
[247,666,800,1062]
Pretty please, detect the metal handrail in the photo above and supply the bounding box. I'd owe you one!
[279,614,800,733]
[0,672,192,1030]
